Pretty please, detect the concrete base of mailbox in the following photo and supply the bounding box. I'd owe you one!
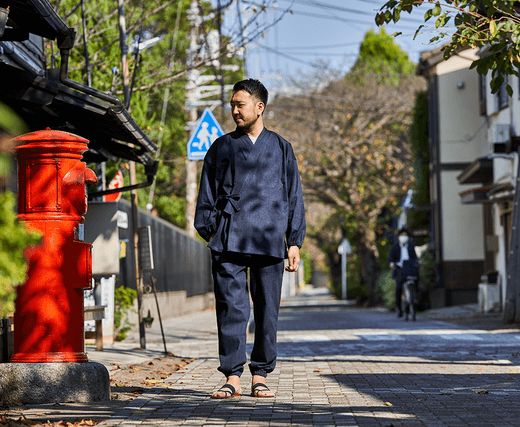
[0,362,110,403]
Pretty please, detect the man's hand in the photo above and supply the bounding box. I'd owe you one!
[285,246,300,272]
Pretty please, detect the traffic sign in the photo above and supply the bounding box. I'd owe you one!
[187,108,224,160]
[337,238,352,255]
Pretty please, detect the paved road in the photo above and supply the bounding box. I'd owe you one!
[95,288,520,426]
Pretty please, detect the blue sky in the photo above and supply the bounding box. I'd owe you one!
[211,0,444,90]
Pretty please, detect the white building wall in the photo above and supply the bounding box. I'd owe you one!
[441,171,485,261]
[437,68,488,163]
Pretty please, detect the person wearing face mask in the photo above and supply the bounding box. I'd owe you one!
[389,227,418,318]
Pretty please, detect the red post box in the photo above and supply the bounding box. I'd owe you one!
[11,128,97,363]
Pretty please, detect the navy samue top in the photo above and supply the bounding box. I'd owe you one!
[194,127,306,258]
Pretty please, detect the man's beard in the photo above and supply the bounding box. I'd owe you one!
[234,114,258,130]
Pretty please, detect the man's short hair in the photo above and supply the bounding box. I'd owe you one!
[233,79,268,107]
[398,227,410,236]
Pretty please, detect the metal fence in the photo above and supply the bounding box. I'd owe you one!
[117,199,213,297]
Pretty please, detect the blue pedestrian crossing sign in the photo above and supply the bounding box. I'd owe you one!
[187,108,224,160]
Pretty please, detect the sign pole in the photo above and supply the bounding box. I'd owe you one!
[185,0,200,237]
[338,238,352,300]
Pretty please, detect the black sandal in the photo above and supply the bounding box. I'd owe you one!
[211,383,241,399]
[251,382,274,398]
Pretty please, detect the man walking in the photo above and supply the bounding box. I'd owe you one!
[194,79,306,398]
[389,227,418,318]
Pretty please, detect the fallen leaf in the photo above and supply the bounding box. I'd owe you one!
[148,361,155,365]
[331,392,340,395]
[156,370,172,375]
[510,370,518,373]
[383,402,393,406]
[131,410,146,414]
[192,375,202,377]
[508,377,516,380]
[418,398,426,401]
[130,366,140,371]
[144,379,161,384]
[115,383,124,387]
[313,370,322,372]
[474,390,488,394]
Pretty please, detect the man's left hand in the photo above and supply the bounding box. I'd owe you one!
[285,246,300,272]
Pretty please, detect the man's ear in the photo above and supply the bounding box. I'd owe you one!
[257,102,265,115]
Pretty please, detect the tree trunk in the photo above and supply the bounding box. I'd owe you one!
[356,234,381,305]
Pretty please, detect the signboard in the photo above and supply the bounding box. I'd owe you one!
[337,238,352,255]
[103,170,123,202]
[187,108,224,160]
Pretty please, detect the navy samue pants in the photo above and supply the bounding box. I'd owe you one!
[211,251,284,378]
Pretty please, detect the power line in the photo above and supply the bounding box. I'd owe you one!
[277,0,425,24]
[288,8,421,30]
[277,41,363,50]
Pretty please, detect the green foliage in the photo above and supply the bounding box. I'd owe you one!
[0,102,40,317]
[114,286,137,341]
[376,269,395,310]
[329,252,368,301]
[377,244,438,312]
[299,249,312,285]
[352,27,416,85]
[376,0,520,94]
[416,244,438,311]
[408,91,430,236]
[0,192,41,317]
[50,0,244,229]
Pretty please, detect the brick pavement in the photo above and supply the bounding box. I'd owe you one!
[96,288,520,427]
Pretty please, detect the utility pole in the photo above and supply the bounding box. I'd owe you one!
[185,0,200,237]
[117,0,145,348]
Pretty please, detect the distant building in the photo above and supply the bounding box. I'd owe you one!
[417,47,488,307]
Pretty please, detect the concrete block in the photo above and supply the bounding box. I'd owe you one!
[0,362,110,404]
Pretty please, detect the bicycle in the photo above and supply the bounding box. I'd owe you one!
[402,275,418,321]
[400,259,420,322]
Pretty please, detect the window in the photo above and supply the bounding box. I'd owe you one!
[479,73,487,115]
[497,73,509,110]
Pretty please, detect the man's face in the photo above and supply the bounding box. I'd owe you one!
[230,90,263,129]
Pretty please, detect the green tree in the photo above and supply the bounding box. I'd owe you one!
[407,91,430,239]
[352,27,416,82]
[376,0,520,94]
[0,107,40,318]
[266,29,425,303]
[49,0,244,228]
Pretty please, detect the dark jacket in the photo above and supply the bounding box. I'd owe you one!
[389,241,418,280]
[194,127,306,258]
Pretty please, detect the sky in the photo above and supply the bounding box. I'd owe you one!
[210,0,445,92]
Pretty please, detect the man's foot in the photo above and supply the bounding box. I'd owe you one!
[397,311,403,318]
[211,375,241,399]
[251,375,274,398]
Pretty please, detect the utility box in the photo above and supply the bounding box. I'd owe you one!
[84,202,120,276]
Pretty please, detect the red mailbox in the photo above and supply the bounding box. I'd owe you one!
[11,128,97,363]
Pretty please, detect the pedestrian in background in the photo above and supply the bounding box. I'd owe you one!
[389,227,418,318]
[194,79,306,399]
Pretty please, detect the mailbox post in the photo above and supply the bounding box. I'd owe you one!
[11,128,97,363]
[0,128,110,404]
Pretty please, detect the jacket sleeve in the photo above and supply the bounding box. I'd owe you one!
[285,146,306,248]
[409,244,418,260]
[194,148,217,242]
